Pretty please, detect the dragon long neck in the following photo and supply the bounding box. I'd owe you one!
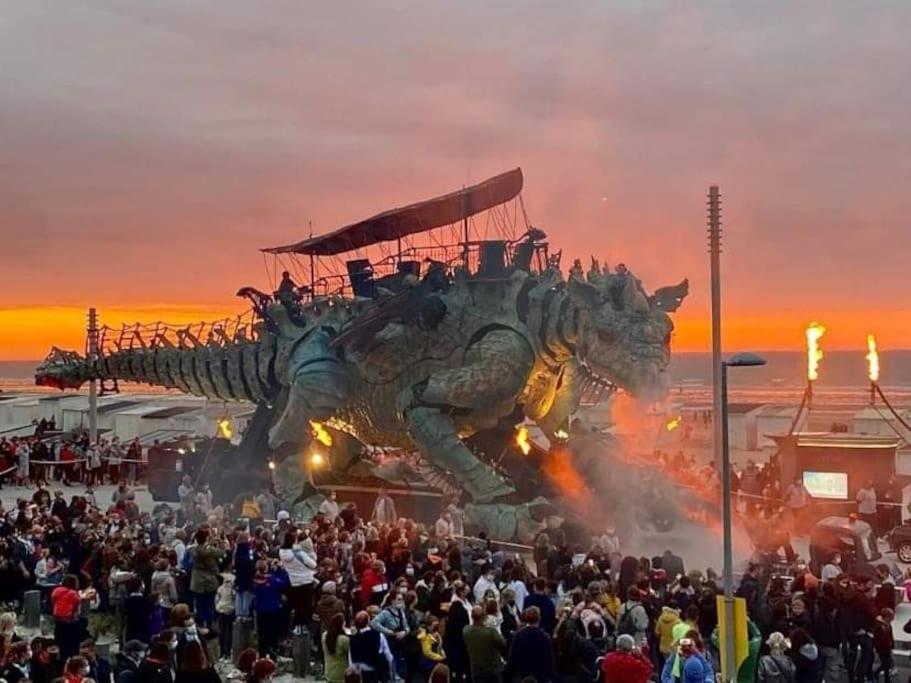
[41,335,280,404]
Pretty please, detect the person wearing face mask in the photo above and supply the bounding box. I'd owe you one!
[113,639,146,683]
[473,566,499,604]
[137,641,174,683]
[80,638,112,683]
[63,655,90,683]
[372,592,410,681]
[2,641,32,683]
[320,491,340,522]
[416,615,446,674]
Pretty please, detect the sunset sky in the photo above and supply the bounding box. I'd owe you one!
[2,2,910,360]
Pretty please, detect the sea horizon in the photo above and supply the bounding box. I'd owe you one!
[5,351,911,413]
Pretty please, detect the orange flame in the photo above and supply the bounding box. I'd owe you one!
[806,322,826,381]
[309,421,333,447]
[217,418,233,439]
[541,446,591,505]
[665,416,682,432]
[515,426,531,455]
[866,334,880,383]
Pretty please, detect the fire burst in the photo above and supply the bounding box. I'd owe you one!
[866,334,880,383]
[217,418,233,439]
[806,322,826,381]
[515,426,531,455]
[665,416,682,432]
[309,421,333,447]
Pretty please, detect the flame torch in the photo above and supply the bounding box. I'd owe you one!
[309,421,333,447]
[515,426,531,455]
[806,322,825,410]
[866,334,879,405]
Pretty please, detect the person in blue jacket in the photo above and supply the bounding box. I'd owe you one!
[661,634,714,683]
[233,531,256,621]
[252,558,290,657]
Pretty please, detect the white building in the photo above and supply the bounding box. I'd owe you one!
[726,403,765,451]
[756,405,807,449]
[852,406,911,437]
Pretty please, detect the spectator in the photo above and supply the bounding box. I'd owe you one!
[114,639,146,683]
[51,574,84,659]
[251,559,289,658]
[372,489,397,525]
[507,606,555,683]
[320,491,340,522]
[174,640,221,683]
[417,615,446,673]
[601,633,652,683]
[278,529,317,633]
[323,613,351,683]
[350,610,393,683]
[189,528,225,630]
[617,586,649,646]
[63,655,90,683]
[523,577,556,634]
[136,641,174,683]
[463,605,506,683]
[757,632,797,683]
[443,580,472,683]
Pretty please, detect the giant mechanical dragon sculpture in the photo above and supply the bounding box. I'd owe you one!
[35,168,688,540]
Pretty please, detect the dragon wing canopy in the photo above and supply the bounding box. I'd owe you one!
[262,168,523,256]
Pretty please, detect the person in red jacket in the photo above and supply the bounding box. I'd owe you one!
[602,634,653,683]
[360,560,389,607]
[51,575,84,660]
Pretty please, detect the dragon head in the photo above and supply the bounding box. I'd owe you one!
[34,348,92,390]
[568,265,688,401]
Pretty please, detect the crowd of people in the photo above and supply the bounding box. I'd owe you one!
[0,464,904,683]
[0,427,146,490]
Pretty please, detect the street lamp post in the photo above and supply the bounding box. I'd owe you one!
[720,352,766,682]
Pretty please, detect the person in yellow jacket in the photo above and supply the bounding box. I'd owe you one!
[418,616,447,672]
[597,582,621,622]
[655,604,682,664]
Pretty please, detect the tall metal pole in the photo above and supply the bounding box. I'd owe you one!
[461,186,470,269]
[708,186,723,469]
[720,362,736,682]
[308,220,315,301]
[87,307,99,444]
[708,186,735,680]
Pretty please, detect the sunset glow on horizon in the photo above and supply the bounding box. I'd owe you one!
[3,4,911,362]
[3,305,910,361]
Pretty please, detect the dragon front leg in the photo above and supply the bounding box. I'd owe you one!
[268,328,349,449]
[402,328,535,503]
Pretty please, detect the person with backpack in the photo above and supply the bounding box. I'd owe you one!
[757,632,796,683]
[617,587,650,647]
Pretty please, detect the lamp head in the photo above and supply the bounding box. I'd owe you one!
[725,352,767,368]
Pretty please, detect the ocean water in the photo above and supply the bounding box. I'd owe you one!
[5,351,911,410]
